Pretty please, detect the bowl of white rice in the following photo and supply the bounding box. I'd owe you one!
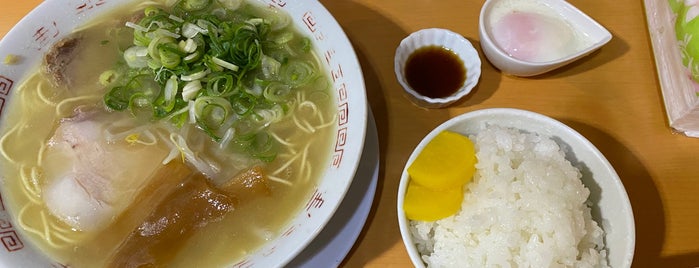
[397,108,635,268]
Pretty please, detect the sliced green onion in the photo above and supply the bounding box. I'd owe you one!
[104,86,130,111]
[212,8,227,18]
[272,32,294,45]
[148,36,175,64]
[105,4,318,162]
[217,0,242,11]
[254,104,284,126]
[211,56,240,71]
[99,70,119,86]
[219,127,236,149]
[182,80,203,101]
[250,132,276,162]
[105,74,157,111]
[206,73,235,96]
[257,6,291,31]
[230,93,257,115]
[183,52,201,63]
[282,60,316,87]
[247,18,264,26]
[158,44,182,69]
[301,37,312,53]
[197,19,217,34]
[155,28,181,39]
[234,132,276,162]
[194,96,233,137]
[130,93,151,108]
[245,84,263,97]
[187,100,197,124]
[182,22,208,38]
[129,92,153,117]
[179,0,212,12]
[260,54,281,78]
[146,20,167,31]
[144,7,160,17]
[163,75,178,105]
[152,75,179,118]
[179,39,198,53]
[168,14,184,23]
[125,21,149,32]
[181,68,210,81]
[154,66,173,83]
[133,28,152,47]
[263,82,291,102]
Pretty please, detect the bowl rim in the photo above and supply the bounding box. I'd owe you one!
[397,107,635,268]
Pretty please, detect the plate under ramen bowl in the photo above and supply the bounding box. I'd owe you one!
[0,0,367,267]
[397,108,635,267]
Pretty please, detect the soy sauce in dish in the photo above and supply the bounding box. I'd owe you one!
[405,46,466,99]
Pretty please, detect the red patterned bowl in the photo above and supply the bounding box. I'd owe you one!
[0,0,367,267]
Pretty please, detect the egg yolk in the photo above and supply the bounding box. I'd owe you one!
[491,11,576,62]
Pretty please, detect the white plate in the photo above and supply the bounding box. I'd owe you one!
[287,110,379,267]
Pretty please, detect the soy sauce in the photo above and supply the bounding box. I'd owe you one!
[405,46,466,98]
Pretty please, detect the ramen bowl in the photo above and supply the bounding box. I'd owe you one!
[397,108,635,267]
[478,0,612,76]
[0,0,367,267]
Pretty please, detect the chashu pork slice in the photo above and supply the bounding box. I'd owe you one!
[41,114,168,232]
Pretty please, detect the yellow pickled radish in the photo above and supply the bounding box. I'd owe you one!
[403,180,464,221]
[407,131,476,190]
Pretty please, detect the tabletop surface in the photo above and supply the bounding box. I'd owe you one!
[2,0,699,267]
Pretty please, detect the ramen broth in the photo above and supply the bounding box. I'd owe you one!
[0,1,336,267]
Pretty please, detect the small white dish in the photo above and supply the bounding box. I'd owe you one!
[394,28,481,108]
[397,108,635,268]
[479,0,612,76]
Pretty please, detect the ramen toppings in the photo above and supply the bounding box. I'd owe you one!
[104,3,319,162]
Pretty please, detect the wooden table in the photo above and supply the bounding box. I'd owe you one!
[2,0,699,267]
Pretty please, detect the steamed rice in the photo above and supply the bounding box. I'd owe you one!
[409,125,608,268]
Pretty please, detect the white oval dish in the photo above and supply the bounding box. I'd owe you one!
[397,108,635,268]
[0,0,367,267]
[394,28,481,108]
[479,0,612,76]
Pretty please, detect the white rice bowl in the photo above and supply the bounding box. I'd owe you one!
[397,108,635,268]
